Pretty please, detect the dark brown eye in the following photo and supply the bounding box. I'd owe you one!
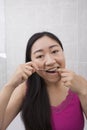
[52,50,59,54]
[36,55,44,59]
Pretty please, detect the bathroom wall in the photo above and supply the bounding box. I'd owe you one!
[0,0,7,88]
[0,0,87,129]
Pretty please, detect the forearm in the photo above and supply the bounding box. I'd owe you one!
[78,79,87,119]
[0,62,34,128]
[78,92,87,119]
[0,83,15,128]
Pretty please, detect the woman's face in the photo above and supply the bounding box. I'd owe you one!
[31,36,65,83]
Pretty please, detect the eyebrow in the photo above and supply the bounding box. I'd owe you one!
[33,44,59,54]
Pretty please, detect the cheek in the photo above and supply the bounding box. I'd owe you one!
[31,53,45,69]
[36,71,45,79]
[61,57,66,67]
[36,62,44,68]
[56,55,66,67]
[32,59,44,68]
[62,59,66,67]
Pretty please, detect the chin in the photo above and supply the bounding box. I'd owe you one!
[45,78,61,84]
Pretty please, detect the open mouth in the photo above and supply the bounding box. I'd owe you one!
[38,66,60,73]
[45,67,60,73]
[45,70,57,73]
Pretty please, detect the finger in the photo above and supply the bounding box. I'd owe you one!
[26,62,39,71]
[24,68,33,77]
[61,77,67,82]
[21,73,29,81]
[58,68,70,73]
[60,73,70,77]
[25,65,35,73]
[22,69,33,81]
[61,77,69,86]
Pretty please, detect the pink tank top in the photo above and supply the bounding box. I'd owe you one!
[51,90,84,130]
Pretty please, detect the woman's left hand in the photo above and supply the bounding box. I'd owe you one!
[58,68,87,95]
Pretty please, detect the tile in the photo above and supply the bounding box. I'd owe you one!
[0,57,7,88]
[66,61,78,73]
[78,62,87,78]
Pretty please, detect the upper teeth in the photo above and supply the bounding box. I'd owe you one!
[46,67,58,72]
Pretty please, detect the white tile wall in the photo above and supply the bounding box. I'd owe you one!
[0,0,7,88]
[0,57,7,88]
[0,0,87,129]
[0,0,6,53]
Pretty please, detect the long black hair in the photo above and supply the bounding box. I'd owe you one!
[21,31,63,130]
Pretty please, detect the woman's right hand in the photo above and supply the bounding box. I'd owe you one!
[7,62,38,88]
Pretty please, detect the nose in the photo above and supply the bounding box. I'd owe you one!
[45,54,56,66]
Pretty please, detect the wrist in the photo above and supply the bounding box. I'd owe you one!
[78,85,87,97]
[77,76,87,96]
[5,80,18,90]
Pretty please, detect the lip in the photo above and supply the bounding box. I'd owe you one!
[38,66,60,78]
[45,66,60,72]
[38,66,60,72]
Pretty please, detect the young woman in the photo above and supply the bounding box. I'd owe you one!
[0,32,87,130]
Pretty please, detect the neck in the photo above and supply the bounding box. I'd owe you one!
[45,80,69,94]
[46,80,63,90]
